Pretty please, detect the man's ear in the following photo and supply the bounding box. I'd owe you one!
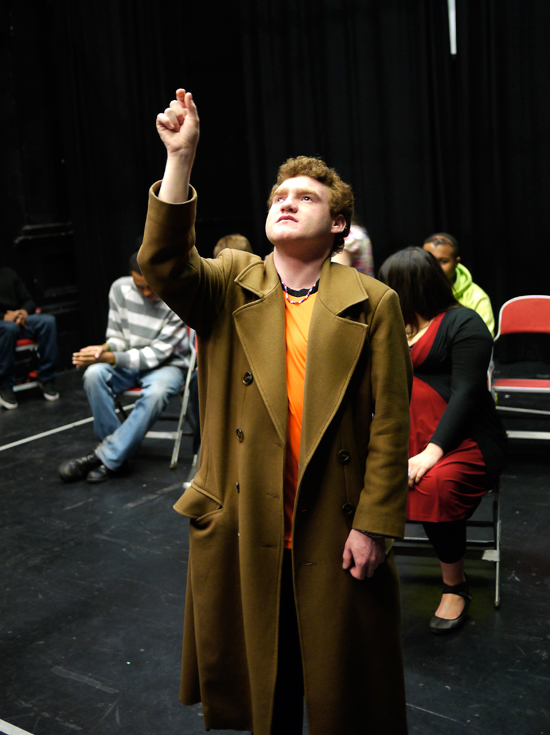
[331,214,346,233]
[455,256,462,265]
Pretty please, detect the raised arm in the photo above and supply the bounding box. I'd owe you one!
[139,89,231,333]
[156,89,200,203]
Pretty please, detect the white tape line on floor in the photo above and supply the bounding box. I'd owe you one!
[0,718,35,735]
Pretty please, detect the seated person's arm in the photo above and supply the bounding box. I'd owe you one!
[472,291,495,336]
[3,309,29,327]
[112,315,188,372]
[73,344,115,368]
[408,311,493,485]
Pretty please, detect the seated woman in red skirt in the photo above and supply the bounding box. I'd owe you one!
[379,247,507,634]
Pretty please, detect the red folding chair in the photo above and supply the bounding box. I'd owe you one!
[489,295,550,440]
[13,338,39,393]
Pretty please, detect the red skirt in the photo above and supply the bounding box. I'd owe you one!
[407,437,498,523]
[408,374,497,523]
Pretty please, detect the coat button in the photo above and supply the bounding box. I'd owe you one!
[242,371,253,385]
[341,502,355,516]
[236,482,240,493]
[338,449,351,464]
[236,428,244,442]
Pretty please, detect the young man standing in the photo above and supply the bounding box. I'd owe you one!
[139,90,412,735]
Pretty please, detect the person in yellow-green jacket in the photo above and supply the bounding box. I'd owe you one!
[423,233,495,336]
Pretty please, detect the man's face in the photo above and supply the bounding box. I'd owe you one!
[131,271,157,301]
[422,242,460,282]
[265,176,345,256]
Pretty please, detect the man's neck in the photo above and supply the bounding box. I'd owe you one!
[272,247,329,291]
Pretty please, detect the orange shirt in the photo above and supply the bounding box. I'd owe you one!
[283,293,317,548]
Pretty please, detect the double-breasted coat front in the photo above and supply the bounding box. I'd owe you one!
[139,185,413,735]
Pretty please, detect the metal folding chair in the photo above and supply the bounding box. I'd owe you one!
[489,295,550,440]
[395,480,502,608]
[115,335,197,469]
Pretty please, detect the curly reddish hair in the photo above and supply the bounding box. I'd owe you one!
[267,156,354,254]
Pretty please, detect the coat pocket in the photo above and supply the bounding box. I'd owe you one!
[173,485,223,522]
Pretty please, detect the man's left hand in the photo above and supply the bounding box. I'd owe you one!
[342,529,386,580]
[5,309,28,327]
[72,344,115,368]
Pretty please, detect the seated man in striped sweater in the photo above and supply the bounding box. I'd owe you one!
[58,251,190,484]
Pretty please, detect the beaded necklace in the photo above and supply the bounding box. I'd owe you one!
[280,279,319,305]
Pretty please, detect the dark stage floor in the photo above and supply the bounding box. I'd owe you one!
[1,369,549,735]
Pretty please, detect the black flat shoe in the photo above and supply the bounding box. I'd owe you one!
[87,462,129,484]
[59,453,101,482]
[429,578,472,635]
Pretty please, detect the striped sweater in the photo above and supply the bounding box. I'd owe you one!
[105,276,189,371]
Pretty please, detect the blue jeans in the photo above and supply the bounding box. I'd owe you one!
[0,313,58,387]
[83,363,185,470]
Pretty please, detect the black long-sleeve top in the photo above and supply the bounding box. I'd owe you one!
[0,267,36,319]
[415,306,507,474]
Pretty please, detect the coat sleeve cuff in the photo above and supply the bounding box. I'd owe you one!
[147,181,197,227]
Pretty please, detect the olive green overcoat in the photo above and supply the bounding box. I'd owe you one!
[139,184,413,735]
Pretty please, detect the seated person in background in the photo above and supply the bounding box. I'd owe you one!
[0,265,59,409]
[423,232,495,335]
[331,216,374,276]
[379,247,506,634]
[212,233,253,257]
[59,251,190,484]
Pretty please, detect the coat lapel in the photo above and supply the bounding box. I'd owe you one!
[232,255,370,467]
[233,254,288,445]
[299,259,369,481]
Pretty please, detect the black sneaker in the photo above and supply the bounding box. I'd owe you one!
[87,461,129,484]
[0,385,18,410]
[59,453,101,483]
[39,380,60,401]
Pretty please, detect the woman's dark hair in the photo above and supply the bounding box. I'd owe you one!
[378,247,459,334]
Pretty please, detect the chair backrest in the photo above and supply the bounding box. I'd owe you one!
[495,295,550,339]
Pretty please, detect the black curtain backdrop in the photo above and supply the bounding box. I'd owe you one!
[457,2,550,302]
[54,0,253,341]
[239,0,454,259]
[3,0,550,344]
[239,0,550,301]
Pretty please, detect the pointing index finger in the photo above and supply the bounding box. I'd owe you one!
[175,88,199,122]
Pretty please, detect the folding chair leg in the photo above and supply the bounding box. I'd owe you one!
[114,395,130,420]
[495,524,501,609]
[183,449,200,489]
[397,480,502,608]
[494,496,501,609]
[170,380,192,469]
